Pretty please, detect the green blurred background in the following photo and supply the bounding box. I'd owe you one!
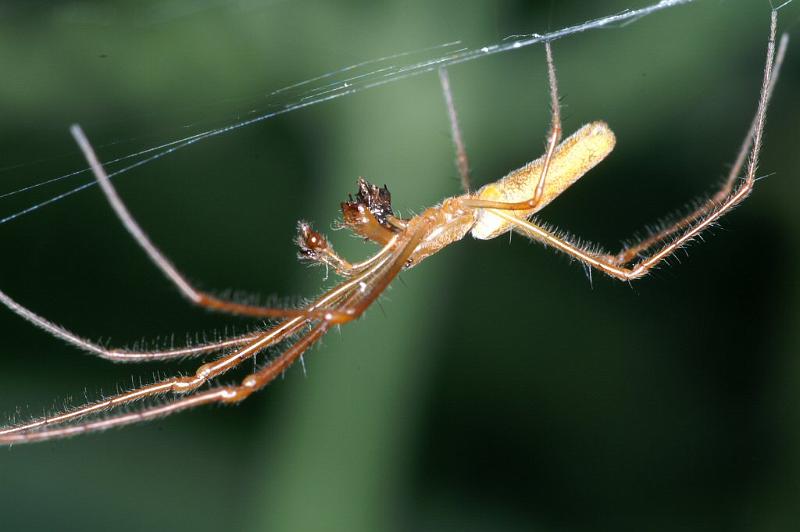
[1,1,799,530]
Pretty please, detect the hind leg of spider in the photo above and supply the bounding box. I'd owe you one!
[613,31,788,265]
[502,19,784,282]
[439,66,472,192]
[70,125,338,322]
[503,154,764,282]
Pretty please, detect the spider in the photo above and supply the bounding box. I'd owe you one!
[0,11,788,445]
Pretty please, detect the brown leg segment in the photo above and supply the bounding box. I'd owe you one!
[0,286,263,362]
[0,317,310,441]
[0,226,422,443]
[70,125,338,321]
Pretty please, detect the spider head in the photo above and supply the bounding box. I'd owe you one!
[341,178,398,245]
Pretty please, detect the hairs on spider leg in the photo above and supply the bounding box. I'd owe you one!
[618,195,719,251]
[1,328,300,435]
[528,216,611,255]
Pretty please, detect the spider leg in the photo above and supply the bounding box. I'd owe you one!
[464,40,563,212]
[0,388,235,444]
[439,66,472,192]
[534,40,564,204]
[315,218,433,325]
[70,125,337,321]
[499,15,784,282]
[0,316,309,442]
[614,31,789,265]
[194,223,433,406]
[0,225,426,444]
[0,286,261,362]
[1,257,390,437]
[0,319,329,445]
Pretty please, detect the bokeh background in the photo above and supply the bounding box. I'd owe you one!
[1,1,799,530]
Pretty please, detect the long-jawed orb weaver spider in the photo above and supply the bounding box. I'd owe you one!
[0,11,789,445]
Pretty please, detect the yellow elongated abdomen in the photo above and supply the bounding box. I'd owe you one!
[471,121,615,240]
